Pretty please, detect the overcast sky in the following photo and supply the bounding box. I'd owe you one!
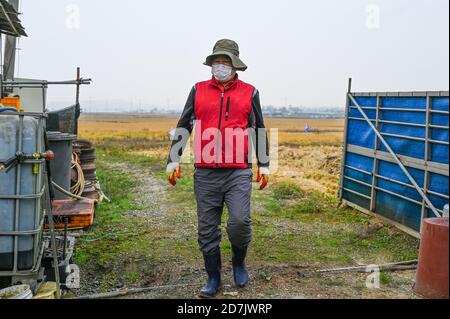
[12,0,450,110]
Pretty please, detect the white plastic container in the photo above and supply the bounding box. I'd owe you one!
[0,284,33,299]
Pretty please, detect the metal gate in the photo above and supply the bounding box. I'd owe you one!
[339,83,449,238]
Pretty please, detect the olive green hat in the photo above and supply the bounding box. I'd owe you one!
[203,39,248,71]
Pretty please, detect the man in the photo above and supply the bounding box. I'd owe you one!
[166,39,269,298]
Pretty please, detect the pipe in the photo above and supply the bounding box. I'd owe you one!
[51,180,98,203]
[44,130,61,299]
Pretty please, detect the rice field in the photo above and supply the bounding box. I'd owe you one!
[79,114,344,143]
[79,114,344,195]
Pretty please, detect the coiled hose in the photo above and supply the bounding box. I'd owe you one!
[51,152,110,203]
[70,152,85,196]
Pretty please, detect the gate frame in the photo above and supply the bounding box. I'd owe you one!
[339,79,449,238]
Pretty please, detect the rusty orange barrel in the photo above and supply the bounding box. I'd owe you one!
[415,218,449,299]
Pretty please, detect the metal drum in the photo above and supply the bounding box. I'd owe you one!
[73,139,99,200]
[415,218,449,299]
[47,131,76,199]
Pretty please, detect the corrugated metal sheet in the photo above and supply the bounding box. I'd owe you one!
[0,0,27,37]
[339,91,449,238]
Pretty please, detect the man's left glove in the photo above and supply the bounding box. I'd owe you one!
[166,162,181,186]
[257,166,269,190]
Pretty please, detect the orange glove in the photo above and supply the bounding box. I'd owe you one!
[166,162,181,186]
[257,166,269,190]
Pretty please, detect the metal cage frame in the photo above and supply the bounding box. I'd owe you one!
[339,84,449,238]
[0,111,47,277]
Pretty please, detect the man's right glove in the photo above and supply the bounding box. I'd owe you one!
[166,162,181,186]
[257,166,269,190]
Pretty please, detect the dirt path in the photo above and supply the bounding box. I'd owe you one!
[77,161,419,299]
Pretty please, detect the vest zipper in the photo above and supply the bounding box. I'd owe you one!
[225,96,230,121]
[215,91,225,167]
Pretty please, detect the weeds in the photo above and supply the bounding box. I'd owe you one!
[271,180,305,200]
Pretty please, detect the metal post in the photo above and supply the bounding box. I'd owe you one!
[33,116,42,269]
[369,96,381,212]
[338,78,353,200]
[2,0,19,82]
[35,115,46,273]
[420,94,432,232]
[338,78,352,200]
[75,67,80,105]
[63,218,68,260]
[42,103,61,297]
[0,71,3,98]
[46,204,61,299]
[348,93,440,217]
[43,129,61,298]
[75,67,81,135]
[339,78,353,199]
[13,115,24,273]
[41,85,46,112]
[3,79,92,86]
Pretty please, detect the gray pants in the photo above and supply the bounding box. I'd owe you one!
[194,168,253,255]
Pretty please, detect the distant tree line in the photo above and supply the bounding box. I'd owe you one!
[262,105,344,118]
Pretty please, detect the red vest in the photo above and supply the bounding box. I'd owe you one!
[194,76,255,168]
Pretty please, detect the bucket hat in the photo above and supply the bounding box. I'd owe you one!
[203,39,247,71]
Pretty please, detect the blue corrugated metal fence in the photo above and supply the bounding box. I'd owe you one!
[339,91,449,237]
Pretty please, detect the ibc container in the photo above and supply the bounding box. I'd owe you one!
[0,112,45,273]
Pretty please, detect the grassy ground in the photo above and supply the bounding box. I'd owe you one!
[71,115,420,298]
[73,144,419,297]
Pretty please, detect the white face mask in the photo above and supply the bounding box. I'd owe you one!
[211,64,235,82]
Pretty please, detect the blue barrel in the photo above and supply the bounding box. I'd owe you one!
[0,112,46,272]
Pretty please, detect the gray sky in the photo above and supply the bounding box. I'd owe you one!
[14,0,450,110]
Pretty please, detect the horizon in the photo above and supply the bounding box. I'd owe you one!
[46,98,348,113]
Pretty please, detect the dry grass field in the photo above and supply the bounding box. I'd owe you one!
[79,114,343,141]
[79,114,345,195]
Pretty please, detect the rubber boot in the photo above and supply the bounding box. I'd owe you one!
[232,245,249,288]
[199,249,221,298]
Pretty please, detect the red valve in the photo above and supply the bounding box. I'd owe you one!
[44,150,55,161]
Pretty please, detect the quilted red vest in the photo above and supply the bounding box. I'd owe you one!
[193,76,255,168]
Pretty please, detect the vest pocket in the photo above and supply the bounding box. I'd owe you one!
[225,96,231,121]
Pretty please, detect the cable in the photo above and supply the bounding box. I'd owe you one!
[52,180,97,203]
[53,153,110,204]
